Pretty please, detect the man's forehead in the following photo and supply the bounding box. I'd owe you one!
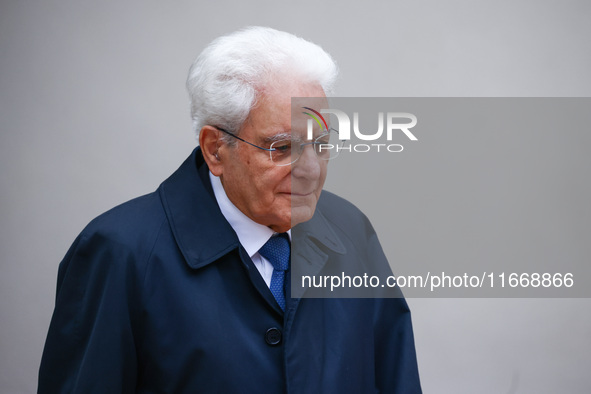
[291,97,329,115]
[242,82,328,142]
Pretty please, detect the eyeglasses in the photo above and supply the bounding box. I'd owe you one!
[213,126,343,166]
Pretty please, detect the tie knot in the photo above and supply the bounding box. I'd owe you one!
[259,233,290,271]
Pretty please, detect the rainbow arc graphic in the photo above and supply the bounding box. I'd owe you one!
[302,107,328,132]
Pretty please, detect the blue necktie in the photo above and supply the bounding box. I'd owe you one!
[259,233,290,311]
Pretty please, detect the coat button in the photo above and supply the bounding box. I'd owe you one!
[265,328,282,346]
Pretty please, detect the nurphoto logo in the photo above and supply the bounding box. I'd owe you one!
[303,107,418,153]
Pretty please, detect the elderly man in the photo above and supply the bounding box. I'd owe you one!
[39,27,422,393]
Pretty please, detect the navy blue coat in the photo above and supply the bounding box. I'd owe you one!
[39,148,421,393]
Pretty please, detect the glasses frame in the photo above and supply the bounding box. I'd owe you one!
[212,126,341,166]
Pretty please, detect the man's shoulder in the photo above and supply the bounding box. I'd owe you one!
[54,190,171,290]
[80,190,167,250]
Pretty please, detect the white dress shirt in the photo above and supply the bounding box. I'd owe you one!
[209,171,290,287]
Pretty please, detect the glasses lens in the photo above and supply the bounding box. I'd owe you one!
[270,140,294,165]
[314,129,342,160]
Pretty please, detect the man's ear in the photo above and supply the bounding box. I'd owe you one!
[199,125,223,176]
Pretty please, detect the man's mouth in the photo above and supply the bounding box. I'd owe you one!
[290,191,315,197]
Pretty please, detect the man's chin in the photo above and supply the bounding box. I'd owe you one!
[290,204,316,228]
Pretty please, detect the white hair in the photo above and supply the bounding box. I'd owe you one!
[186,26,338,139]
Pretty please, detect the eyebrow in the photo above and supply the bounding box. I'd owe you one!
[263,132,293,143]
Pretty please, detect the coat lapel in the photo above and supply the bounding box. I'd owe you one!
[159,148,240,270]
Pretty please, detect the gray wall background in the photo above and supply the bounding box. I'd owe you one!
[1,0,589,392]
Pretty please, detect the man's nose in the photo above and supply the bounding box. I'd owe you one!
[292,143,321,179]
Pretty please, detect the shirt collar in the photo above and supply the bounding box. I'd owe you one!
[209,172,291,258]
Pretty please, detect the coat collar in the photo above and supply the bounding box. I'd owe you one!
[158,147,346,270]
[158,148,240,269]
